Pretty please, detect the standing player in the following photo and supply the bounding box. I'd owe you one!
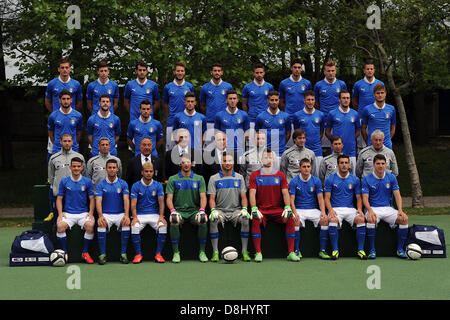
[95,159,130,265]
[325,90,360,171]
[360,84,396,150]
[319,136,354,184]
[214,90,250,156]
[242,63,274,125]
[289,158,330,260]
[86,94,121,157]
[86,61,119,114]
[55,157,95,263]
[130,162,167,263]
[362,154,409,259]
[249,149,299,262]
[127,100,164,158]
[163,62,195,151]
[255,91,291,156]
[324,154,367,260]
[124,61,160,121]
[291,90,325,175]
[208,153,251,262]
[166,156,208,263]
[48,90,83,155]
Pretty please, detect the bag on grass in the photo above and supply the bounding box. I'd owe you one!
[9,229,54,266]
[406,224,446,258]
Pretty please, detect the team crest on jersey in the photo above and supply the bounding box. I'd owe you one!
[221,89,226,95]
[109,122,114,128]
[237,118,242,124]
[309,186,314,192]
[69,88,74,93]
[279,119,284,124]
[71,119,76,125]
[108,89,112,94]
[315,117,319,123]
[193,182,198,188]
[336,87,341,93]
[81,185,86,191]
[152,190,156,196]
[117,188,122,193]
[184,90,188,95]
[149,127,154,133]
[274,178,280,184]
[351,117,355,122]
[234,181,239,187]
[146,89,151,94]
[385,113,390,119]
[264,90,268,95]
[301,85,305,91]
[386,183,390,189]
[348,183,353,189]
[194,120,200,126]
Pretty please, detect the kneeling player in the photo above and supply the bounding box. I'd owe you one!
[56,157,95,263]
[130,162,167,263]
[166,156,208,263]
[324,155,367,260]
[208,152,251,262]
[95,159,131,265]
[249,149,298,262]
[289,158,330,259]
[362,154,409,259]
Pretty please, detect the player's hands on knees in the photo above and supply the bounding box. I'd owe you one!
[131,216,140,227]
[320,211,327,221]
[98,215,108,228]
[121,215,131,227]
[238,207,251,221]
[209,208,222,222]
[169,209,182,225]
[158,216,167,227]
[251,206,263,220]
[328,209,337,220]
[195,208,208,225]
[282,205,294,220]
[366,209,377,223]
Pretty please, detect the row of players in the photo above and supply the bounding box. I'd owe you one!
[53,133,407,265]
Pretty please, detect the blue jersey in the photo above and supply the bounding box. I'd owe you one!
[95,178,129,214]
[58,176,94,214]
[124,79,160,121]
[130,180,165,215]
[278,76,312,115]
[255,109,291,156]
[324,173,361,208]
[48,108,83,154]
[313,79,347,116]
[86,112,121,156]
[173,111,207,150]
[326,108,360,157]
[288,175,323,210]
[45,77,83,112]
[163,80,195,127]
[127,117,163,157]
[352,78,384,117]
[361,172,399,207]
[86,79,119,114]
[360,103,396,150]
[214,108,250,155]
[241,80,274,122]
[292,109,325,156]
[199,80,233,122]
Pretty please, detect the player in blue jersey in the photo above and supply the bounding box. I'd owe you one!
[47,90,83,155]
[56,157,95,264]
[362,154,409,259]
[324,154,367,260]
[124,61,160,121]
[325,90,360,172]
[289,158,330,259]
[87,94,121,157]
[164,62,195,151]
[127,100,164,158]
[360,84,396,150]
[255,91,291,156]
[173,92,207,151]
[86,61,119,114]
[214,90,250,156]
[95,159,130,265]
[291,90,325,176]
[242,63,274,125]
[130,161,167,263]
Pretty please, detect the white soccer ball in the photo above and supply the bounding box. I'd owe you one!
[406,243,422,260]
[50,249,67,267]
[221,246,238,263]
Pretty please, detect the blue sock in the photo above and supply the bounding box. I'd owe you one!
[97,228,107,256]
[356,224,366,252]
[294,227,300,252]
[328,223,339,252]
[57,232,67,252]
[156,230,167,256]
[131,233,142,255]
[366,224,376,252]
[397,225,408,251]
[83,233,94,254]
[319,226,329,252]
[120,227,130,255]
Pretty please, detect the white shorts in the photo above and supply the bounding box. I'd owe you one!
[132,214,166,234]
[62,212,92,229]
[298,208,322,228]
[334,207,359,227]
[365,206,398,228]
[103,213,125,231]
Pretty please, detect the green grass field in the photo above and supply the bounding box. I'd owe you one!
[1,215,449,300]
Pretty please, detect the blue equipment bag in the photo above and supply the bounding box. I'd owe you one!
[9,230,54,266]
[406,224,446,258]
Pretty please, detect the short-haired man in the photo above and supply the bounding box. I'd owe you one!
[124,61,160,121]
[95,159,130,265]
[56,157,95,264]
[86,61,119,114]
[324,154,367,260]
[319,136,354,183]
[362,154,409,259]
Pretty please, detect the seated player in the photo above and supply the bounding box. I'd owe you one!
[362,154,409,259]
[208,152,251,262]
[249,148,299,262]
[324,154,367,260]
[130,161,167,263]
[95,159,131,265]
[289,158,330,259]
[166,156,208,263]
[56,157,95,263]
